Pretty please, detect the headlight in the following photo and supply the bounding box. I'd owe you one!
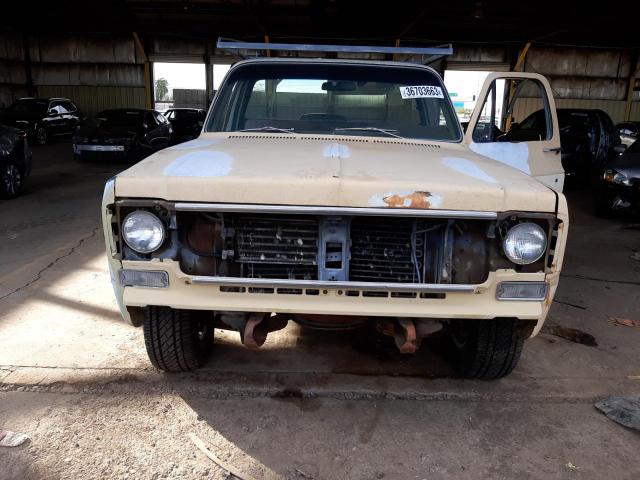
[122,211,165,253]
[603,169,632,186]
[503,222,547,265]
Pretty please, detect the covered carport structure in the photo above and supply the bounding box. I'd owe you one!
[1,1,639,120]
[1,2,640,479]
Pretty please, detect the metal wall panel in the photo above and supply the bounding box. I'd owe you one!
[31,63,143,87]
[527,47,631,78]
[547,77,628,100]
[449,46,506,63]
[35,85,145,116]
[29,35,141,64]
[0,33,24,61]
[151,36,206,61]
[0,85,28,108]
[0,60,27,85]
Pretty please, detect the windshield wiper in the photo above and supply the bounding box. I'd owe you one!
[334,127,403,139]
[237,126,295,134]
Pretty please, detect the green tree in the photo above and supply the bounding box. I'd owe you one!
[155,78,169,101]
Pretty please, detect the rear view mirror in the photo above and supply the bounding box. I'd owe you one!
[613,143,627,154]
[322,80,357,92]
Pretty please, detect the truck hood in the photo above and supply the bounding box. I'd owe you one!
[115,133,557,213]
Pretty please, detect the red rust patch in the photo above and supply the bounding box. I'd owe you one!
[383,191,432,209]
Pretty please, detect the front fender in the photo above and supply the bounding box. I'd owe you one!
[102,177,134,325]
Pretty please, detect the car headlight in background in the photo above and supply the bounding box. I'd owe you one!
[603,169,632,186]
[503,222,547,265]
[122,211,165,253]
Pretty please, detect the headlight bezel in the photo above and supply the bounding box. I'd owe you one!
[502,222,548,265]
[122,210,166,254]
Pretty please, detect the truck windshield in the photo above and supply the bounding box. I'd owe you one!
[206,63,461,142]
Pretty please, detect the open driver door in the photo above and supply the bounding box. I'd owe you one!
[463,72,564,192]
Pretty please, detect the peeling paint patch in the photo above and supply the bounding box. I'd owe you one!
[168,138,220,150]
[470,141,531,175]
[442,157,498,184]
[323,143,351,159]
[163,151,232,177]
[369,190,442,209]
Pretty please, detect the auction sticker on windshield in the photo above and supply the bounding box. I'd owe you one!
[400,86,444,99]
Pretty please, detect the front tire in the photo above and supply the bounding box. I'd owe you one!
[1,161,24,199]
[143,307,214,372]
[34,126,47,146]
[445,319,524,379]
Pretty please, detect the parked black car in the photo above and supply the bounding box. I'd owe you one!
[1,125,32,199]
[163,108,206,143]
[0,97,82,145]
[595,139,640,217]
[518,108,621,183]
[72,108,172,161]
[616,121,640,147]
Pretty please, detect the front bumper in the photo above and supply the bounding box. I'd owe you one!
[119,259,548,320]
[101,181,569,335]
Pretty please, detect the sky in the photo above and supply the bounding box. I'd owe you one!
[154,63,492,97]
[443,70,492,102]
[152,63,494,118]
[153,63,232,93]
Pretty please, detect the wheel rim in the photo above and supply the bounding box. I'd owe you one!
[36,127,46,144]
[3,163,22,196]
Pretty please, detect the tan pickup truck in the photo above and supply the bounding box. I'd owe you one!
[102,58,567,379]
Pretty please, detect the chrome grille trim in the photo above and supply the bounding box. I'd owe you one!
[188,275,475,293]
[174,203,498,220]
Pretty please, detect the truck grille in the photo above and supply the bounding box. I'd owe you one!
[173,210,512,285]
[234,215,319,279]
[234,216,319,265]
[349,218,417,283]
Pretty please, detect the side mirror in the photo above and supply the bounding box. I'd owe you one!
[48,109,58,115]
[510,122,521,130]
[142,123,149,130]
[613,143,627,154]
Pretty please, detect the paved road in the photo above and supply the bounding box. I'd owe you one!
[1,141,639,479]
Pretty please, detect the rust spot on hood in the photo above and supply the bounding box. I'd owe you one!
[383,191,432,209]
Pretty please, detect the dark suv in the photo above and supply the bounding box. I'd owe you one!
[0,97,82,145]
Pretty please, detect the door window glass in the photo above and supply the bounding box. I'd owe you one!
[472,78,551,143]
[49,101,69,114]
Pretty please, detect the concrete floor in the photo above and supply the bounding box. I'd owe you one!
[1,141,639,480]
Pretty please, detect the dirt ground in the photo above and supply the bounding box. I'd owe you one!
[1,141,639,479]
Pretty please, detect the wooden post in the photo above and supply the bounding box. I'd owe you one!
[132,32,152,109]
[505,42,532,130]
[624,53,639,121]
[264,35,271,57]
